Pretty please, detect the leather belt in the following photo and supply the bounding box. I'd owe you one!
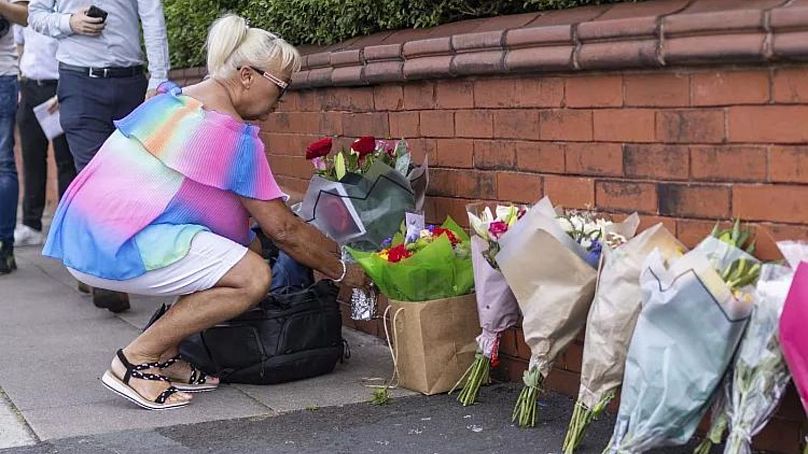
[59,63,144,79]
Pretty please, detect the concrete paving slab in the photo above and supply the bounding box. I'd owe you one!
[22,386,273,441]
[0,389,35,450]
[235,329,416,413]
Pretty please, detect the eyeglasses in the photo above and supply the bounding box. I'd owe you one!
[246,66,288,98]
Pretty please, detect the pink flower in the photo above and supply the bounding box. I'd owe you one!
[311,156,326,171]
[377,139,396,157]
[488,221,508,239]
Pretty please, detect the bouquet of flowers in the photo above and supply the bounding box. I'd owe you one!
[721,258,802,454]
[605,222,759,453]
[496,197,635,428]
[777,242,808,442]
[451,203,525,406]
[296,136,428,251]
[347,216,473,302]
[562,221,681,453]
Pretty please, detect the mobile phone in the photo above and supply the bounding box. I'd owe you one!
[86,5,108,22]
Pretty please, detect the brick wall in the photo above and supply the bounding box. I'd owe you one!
[169,0,808,450]
[261,66,808,453]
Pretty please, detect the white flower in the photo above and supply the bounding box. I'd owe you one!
[557,216,574,233]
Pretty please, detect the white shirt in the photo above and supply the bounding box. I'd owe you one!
[28,0,169,90]
[0,0,26,76]
[14,24,60,80]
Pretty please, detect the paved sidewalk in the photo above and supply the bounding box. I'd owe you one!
[0,246,412,448]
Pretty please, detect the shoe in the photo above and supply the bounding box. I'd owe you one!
[101,349,190,410]
[13,225,44,247]
[0,241,15,275]
[92,288,131,313]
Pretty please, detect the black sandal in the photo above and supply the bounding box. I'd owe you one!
[100,349,190,410]
[159,355,219,392]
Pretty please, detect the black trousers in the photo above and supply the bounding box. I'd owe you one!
[17,79,76,232]
[57,70,147,171]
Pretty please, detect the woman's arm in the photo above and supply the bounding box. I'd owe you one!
[240,197,366,288]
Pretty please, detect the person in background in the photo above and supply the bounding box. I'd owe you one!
[12,23,75,247]
[0,0,29,275]
[28,0,170,311]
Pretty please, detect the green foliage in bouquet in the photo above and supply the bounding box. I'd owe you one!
[347,217,473,302]
[710,218,760,291]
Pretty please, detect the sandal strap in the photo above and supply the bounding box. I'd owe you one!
[115,349,168,385]
[154,386,181,404]
[157,355,181,369]
[189,367,207,385]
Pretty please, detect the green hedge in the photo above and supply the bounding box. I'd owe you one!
[165,0,633,69]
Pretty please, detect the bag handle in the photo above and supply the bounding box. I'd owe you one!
[364,305,404,391]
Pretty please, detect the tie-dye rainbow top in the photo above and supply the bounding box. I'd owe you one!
[43,82,286,280]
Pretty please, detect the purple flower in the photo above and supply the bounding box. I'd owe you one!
[584,240,603,268]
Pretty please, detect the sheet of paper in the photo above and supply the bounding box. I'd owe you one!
[33,98,63,141]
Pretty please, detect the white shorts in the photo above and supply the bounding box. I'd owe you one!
[68,231,249,297]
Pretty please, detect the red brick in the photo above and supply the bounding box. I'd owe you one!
[545,368,582,398]
[770,146,808,184]
[593,109,655,142]
[322,87,374,112]
[539,109,593,141]
[676,219,728,250]
[565,142,623,176]
[514,327,531,360]
[428,168,497,199]
[474,140,516,170]
[691,70,770,106]
[403,82,436,110]
[623,144,690,180]
[624,72,690,107]
[631,213,678,236]
[691,145,768,182]
[773,67,808,104]
[544,175,596,209]
[389,111,419,138]
[419,111,455,137]
[557,340,584,374]
[729,106,808,144]
[319,112,343,136]
[296,90,320,112]
[733,185,808,223]
[658,183,731,219]
[264,133,304,156]
[373,84,404,111]
[455,110,494,138]
[516,142,565,174]
[435,139,474,168]
[425,196,475,226]
[474,77,564,108]
[493,110,540,140]
[407,138,436,164]
[565,75,623,108]
[274,175,309,196]
[657,110,725,144]
[498,328,520,358]
[342,112,390,137]
[497,172,543,203]
[435,80,474,109]
[267,155,313,179]
[596,181,658,213]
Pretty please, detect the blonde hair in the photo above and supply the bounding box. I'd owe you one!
[206,14,301,81]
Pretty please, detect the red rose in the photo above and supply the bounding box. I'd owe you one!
[387,244,412,263]
[488,221,508,239]
[351,136,376,157]
[432,227,460,246]
[306,137,332,160]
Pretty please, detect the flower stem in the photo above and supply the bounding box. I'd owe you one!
[562,393,615,454]
[511,367,543,428]
[455,354,490,406]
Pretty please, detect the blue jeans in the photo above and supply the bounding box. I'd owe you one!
[0,76,18,245]
[270,251,314,294]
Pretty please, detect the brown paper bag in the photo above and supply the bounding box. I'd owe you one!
[388,294,479,395]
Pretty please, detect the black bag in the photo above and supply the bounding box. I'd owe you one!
[153,280,348,385]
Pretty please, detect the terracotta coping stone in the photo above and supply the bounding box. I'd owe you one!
[168,0,808,90]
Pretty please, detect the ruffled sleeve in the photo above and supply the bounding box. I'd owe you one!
[114,82,286,201]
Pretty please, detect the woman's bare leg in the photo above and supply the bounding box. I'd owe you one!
[109,251,271,403]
